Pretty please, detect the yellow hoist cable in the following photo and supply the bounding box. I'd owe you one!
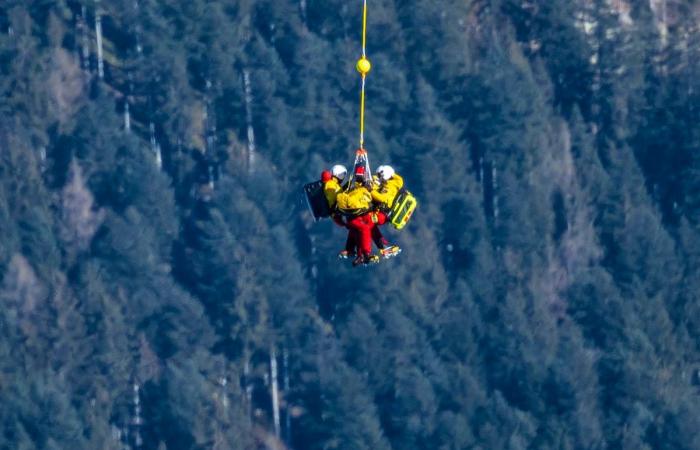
[356,0,371,150]
[361,0,368,57]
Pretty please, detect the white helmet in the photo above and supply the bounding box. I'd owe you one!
[376,165,395,181]
[331,164,347,181]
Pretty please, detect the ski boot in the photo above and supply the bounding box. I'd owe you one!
[365,254,380,264]
[352,254,380,267]
[352,254,366,267]
[379,245,401,259]
[338,250,356,259]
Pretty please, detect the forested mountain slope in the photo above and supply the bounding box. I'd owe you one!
[1,1,700,449]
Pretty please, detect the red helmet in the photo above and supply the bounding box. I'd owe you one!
[321,170,332,182]
[354,166,366,178]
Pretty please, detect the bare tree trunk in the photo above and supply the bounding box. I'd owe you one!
[492,163,499,222]
[149,123,162,169]
[133,383,143,448]
[212,370,229,450]
[95,3,104,79]
[244,358,253,423]
[134,0,143,55]
[659,0,668,46]
[220,374,229,411]
[243,69,256,172]
[205,80,217,188]
[80,6,90,74]
[283,348,291,444]
[124,102,131,132]
[270,348,281,439]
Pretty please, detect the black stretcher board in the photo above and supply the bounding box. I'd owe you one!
[304,180,331,221]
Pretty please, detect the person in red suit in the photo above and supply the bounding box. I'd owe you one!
[336,166,380,266]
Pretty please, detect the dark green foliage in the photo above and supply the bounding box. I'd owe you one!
[1,1,699,448]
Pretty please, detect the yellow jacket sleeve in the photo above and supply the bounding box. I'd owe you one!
[324,179,341,208]
[371,174,404,207]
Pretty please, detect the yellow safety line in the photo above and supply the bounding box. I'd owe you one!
[361,0,367,57]
[359,0,368,149]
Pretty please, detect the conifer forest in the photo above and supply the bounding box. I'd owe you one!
[3,1,700,449]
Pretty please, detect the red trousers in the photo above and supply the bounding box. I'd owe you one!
[346,212,389,256]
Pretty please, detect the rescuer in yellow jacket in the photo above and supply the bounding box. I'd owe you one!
[323,164,347,209]
[369,165,402,258]
[371,165,404,208]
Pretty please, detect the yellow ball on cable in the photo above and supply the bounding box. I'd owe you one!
[356,57,371,75]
